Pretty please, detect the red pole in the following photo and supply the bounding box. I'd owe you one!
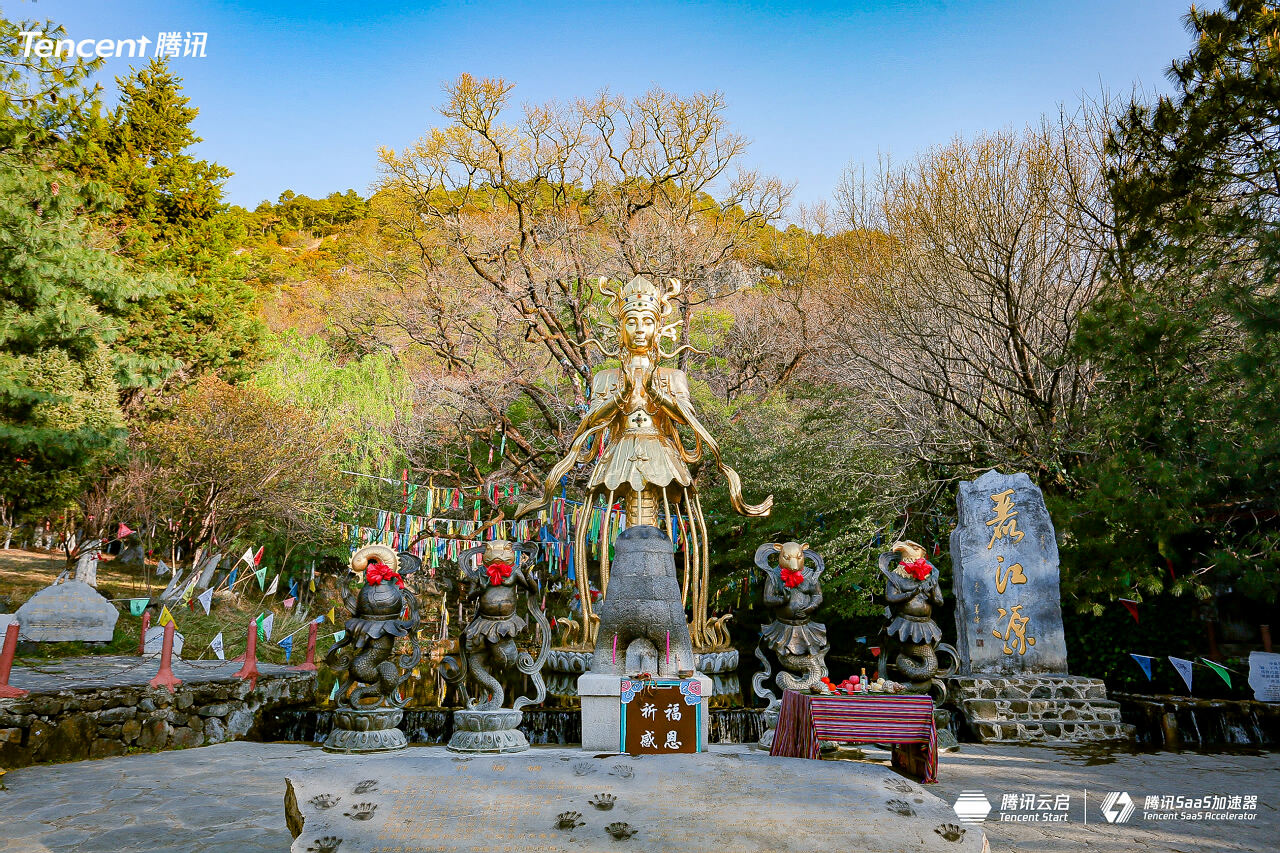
[293,622,318,672]
[0,622,29,699]
[234,620,260,688]
[138,610,152,656]
[148,621,182,692]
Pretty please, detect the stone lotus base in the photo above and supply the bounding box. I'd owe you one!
[323,707,408,753]
[447,708,529,754]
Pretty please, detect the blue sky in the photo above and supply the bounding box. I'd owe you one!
[20,0,1196,212]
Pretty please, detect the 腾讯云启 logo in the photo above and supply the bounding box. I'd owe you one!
[953,790,992,824]
[1101,791,1135,824]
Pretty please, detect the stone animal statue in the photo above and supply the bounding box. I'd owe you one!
[878,540,958,696]
[752,541,830,702]
[441,538,550,711]
[327,545,422,708]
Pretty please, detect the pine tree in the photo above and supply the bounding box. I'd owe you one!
[0,157,170,516]
[1063,0,1280,607]
[75,59,264,404]
[0,15,102,159]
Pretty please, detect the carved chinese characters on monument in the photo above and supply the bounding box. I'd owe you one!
[620,679,700,755]
[950,470,1068,674]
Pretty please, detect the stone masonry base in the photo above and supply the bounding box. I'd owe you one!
[946,674,1135,744]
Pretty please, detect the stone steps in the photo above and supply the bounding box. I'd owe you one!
[962,697,1125,724]
[947,675,1109,703]
[970,719,1136,743]
[945,674,1135,745]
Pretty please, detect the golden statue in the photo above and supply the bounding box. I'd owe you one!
[516,275,772,650]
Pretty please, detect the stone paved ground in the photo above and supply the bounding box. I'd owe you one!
[1,740,1276,852]
[1,743,328,853]
[927,743,1280,852]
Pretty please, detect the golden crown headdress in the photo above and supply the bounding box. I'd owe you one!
[617,276,668,317]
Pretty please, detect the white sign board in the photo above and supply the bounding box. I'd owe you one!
[1247,651,1280,703]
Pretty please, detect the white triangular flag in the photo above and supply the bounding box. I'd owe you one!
[156,559,171,577]
[211,632,224,660]
[261,613,275,640]
[197,587,214,616]
[239,547,254,567]
[265,574,279,596]
[1168,655,1195,693]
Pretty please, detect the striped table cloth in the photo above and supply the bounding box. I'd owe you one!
[769,689,938,783]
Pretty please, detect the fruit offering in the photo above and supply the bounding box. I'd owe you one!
[817,675,905,694]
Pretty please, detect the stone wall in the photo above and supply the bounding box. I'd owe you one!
[0,673,316,768]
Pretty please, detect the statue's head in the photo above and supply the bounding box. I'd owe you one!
[775,541,810,572]
[351,544,398,576]
[890,540,928,563]
[590,274,692,360]
[888,540,933,580]
[619,276,662,354]
[755,540,825,584]
[482,539,517,567]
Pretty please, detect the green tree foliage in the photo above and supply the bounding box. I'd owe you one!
[0,158,169,519]
[74,59,264,400]
[0,13,174,521]
[252,330,413,475]
[268,189,367,232]
[0,15,102,158]
[1062,0,1280,608]
[693,384,897,621]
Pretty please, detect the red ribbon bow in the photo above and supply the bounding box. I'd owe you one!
[366,561,404,588]
[486,561,514,585]
[780,567,804,588]
[901,557,933,581]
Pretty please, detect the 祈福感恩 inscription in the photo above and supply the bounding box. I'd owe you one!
[951,470,1068,675]
[621,679,699,755]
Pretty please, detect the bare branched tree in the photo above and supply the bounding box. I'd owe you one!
[815,104,1117,484]
[331,75,789,488]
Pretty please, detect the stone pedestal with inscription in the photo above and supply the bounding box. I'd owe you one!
[579,671,711,753]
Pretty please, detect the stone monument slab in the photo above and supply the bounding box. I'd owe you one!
[159,569,185,601]
[196,553,224,589]
[950,470,1067,675]
[15,581,119,643]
